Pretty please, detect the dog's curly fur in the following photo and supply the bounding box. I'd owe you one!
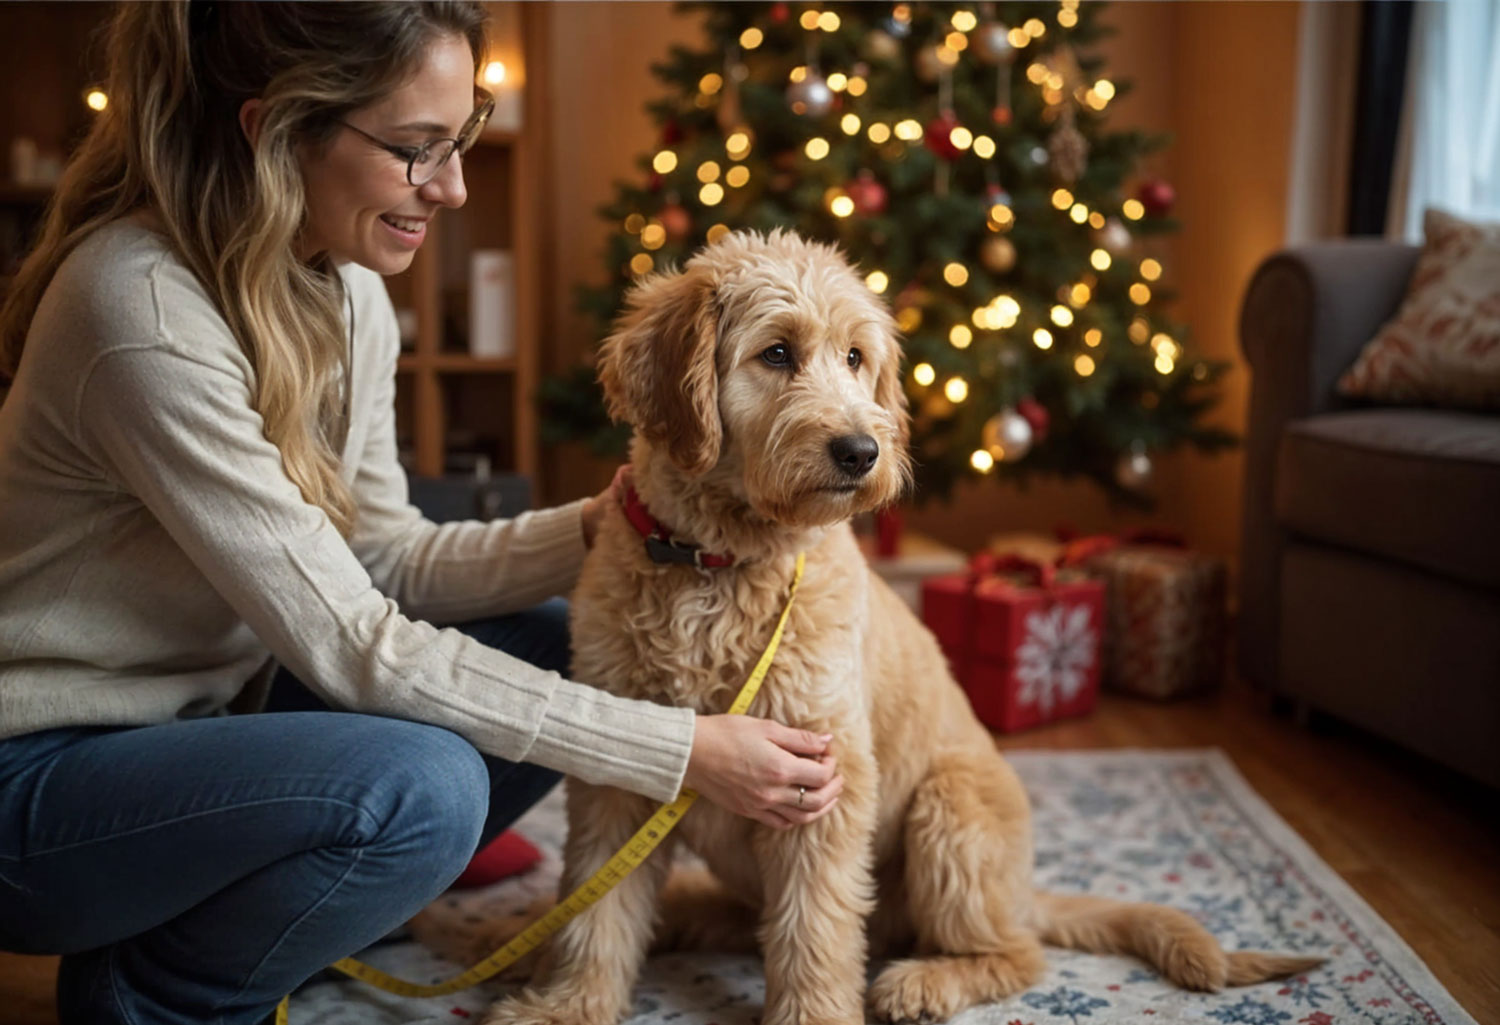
[448,230,1321,1025]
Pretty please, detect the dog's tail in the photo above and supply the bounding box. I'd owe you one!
[1031,891,1325,991]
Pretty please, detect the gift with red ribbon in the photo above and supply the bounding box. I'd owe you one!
[921,551,1104,733]
[1057,530,1227,699]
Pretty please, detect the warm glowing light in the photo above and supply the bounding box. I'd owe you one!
[640,224,666,250]
[1027,63,1049,84]
[898,307,923,333]
[973,135,996,159]
[726,132,751,159]
[1051,305,1074,327]
[623,213,645,234]
[971,449,995,472]
[1024,17,1047,36]
[1070,203,1089,224]
[699,183,724,206]
[1130,283,1152,304]
[740,27,763,49]
[1095,79,1116,100]
[1070,282,1093,305]
[1033,328,1054,349]
[950,126,973,150]
[1140,258,1163,281]
[847,76,867,96]
[1058,8,1078,27]
[831,195,855,218]
[706,223,731,243]
[799,10,820,29]
[1089,211,1105,229]
[1085,328,1103,347]
[989,203,1014,228]
[1008,26,1030,47]
[1075,354,1096,376]
[946,31,969,51]
[895,119,924,141]
[868,122,892,144]
[943,262,970,287]
[937,45,960,66]
[482,62,506,86]
[652,150,677,174]
[953,10,979,32]
[1122,199,1146,220]
[828,72,849,92]
[789,66,808,83]
[699,73,723,95]
[972,307,994,329]
[866,271,889,293]
[913,362,936,386]
[950,325,973,349]
[697,161,721,183]
[1156,353,1176,374]
[1129,317,1151,343]
[629,253,654,275]
[818,11,841,31]
[1051,188,1074,210]
[841,113,861,135]
[725,165,749,188]
[805,137,830,160]
[944,377,969,403]
[1090,248,1112,270]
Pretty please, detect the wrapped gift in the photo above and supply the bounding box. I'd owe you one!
[1074,540,1228,699]
[986,531,1066,566]
[921,554,1104,733]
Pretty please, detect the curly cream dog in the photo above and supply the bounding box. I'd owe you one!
[478,230,1319,1025]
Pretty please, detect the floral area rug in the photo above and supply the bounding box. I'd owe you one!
[286,749,1476,1025]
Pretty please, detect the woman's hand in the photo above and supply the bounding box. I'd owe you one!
[683,715,844,829]
[581,465,632,550]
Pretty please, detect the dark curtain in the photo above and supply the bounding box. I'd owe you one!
[1345,0,1415,236]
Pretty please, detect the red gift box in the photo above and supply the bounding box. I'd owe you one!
[921,554,1104,733]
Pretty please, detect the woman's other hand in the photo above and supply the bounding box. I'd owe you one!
[581,465,632,550]
[683,715,843,829]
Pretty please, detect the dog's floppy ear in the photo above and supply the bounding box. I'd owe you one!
[598,266,722,476]
[875,315,911,452]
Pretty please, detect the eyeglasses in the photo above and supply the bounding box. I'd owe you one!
[339,88,495,186]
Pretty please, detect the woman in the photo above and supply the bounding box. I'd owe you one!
[0,4,842,1023]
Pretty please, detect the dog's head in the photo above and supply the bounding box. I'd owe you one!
[599,229,911,527]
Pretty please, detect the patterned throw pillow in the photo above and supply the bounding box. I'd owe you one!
[1338,208,1500,408]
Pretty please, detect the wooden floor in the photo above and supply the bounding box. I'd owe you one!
[3,678,1496,1025]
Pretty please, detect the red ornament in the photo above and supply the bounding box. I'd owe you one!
[770,2,789,22]
[648,172,664,192]
[1137,179,1176,217]
[659,202,693,242]
[1016,397,1050,443]
[924,114,963,162]
[661,119,683,146]
[846,171,888,215]
[992,105,1013,126]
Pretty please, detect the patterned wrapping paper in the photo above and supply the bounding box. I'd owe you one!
[1086,545,1228,699]
[921,561,1104,733]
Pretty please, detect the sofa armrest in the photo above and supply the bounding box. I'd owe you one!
[1236,241,1418,690]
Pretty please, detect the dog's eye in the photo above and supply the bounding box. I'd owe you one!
[761,343,792,367]
[847,348,863,370]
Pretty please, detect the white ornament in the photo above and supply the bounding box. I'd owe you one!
[982,408,1033,461]
[1116,444,1153,490]
[787,72,834,117]
[1015,604,1097,713]
[1098,217,1133,255]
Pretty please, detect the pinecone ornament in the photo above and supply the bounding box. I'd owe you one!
[1048,121,1089,185]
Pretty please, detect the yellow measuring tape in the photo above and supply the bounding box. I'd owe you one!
[275,552,805,1024]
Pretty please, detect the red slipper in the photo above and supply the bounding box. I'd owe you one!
[450,829,542,889]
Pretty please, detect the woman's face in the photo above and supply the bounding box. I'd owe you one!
[299,33,476,274]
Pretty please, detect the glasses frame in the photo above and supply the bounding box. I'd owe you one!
[339,87,495,186]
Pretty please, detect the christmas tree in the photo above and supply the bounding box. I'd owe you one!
[542,1,1234,503]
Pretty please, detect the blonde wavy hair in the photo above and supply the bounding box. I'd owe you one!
[0,0,486,534]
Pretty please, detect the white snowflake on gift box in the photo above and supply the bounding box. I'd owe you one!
[1015,604,1097,712]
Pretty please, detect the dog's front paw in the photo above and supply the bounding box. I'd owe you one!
[480,985,625,1025]
[868,960,957,1024]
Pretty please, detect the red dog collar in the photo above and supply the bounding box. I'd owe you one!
[621,482,735,569]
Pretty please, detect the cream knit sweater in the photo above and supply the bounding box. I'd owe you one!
[0,216,695,803]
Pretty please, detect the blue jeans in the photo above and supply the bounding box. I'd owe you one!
[0,601,570,1025]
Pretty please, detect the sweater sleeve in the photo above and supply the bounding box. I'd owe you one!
[73,342,693,803]
[344,276,590,624]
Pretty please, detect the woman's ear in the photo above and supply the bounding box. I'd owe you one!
[597,266,722,476]
[238,98,265,147]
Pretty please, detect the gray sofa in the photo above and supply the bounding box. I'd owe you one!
[1238,241,1500,789]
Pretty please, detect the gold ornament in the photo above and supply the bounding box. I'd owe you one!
[980,235,1017,273]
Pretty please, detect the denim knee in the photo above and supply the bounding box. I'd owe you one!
[349,722,490,888]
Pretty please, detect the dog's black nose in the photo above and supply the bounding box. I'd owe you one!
[829,434,879,478]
